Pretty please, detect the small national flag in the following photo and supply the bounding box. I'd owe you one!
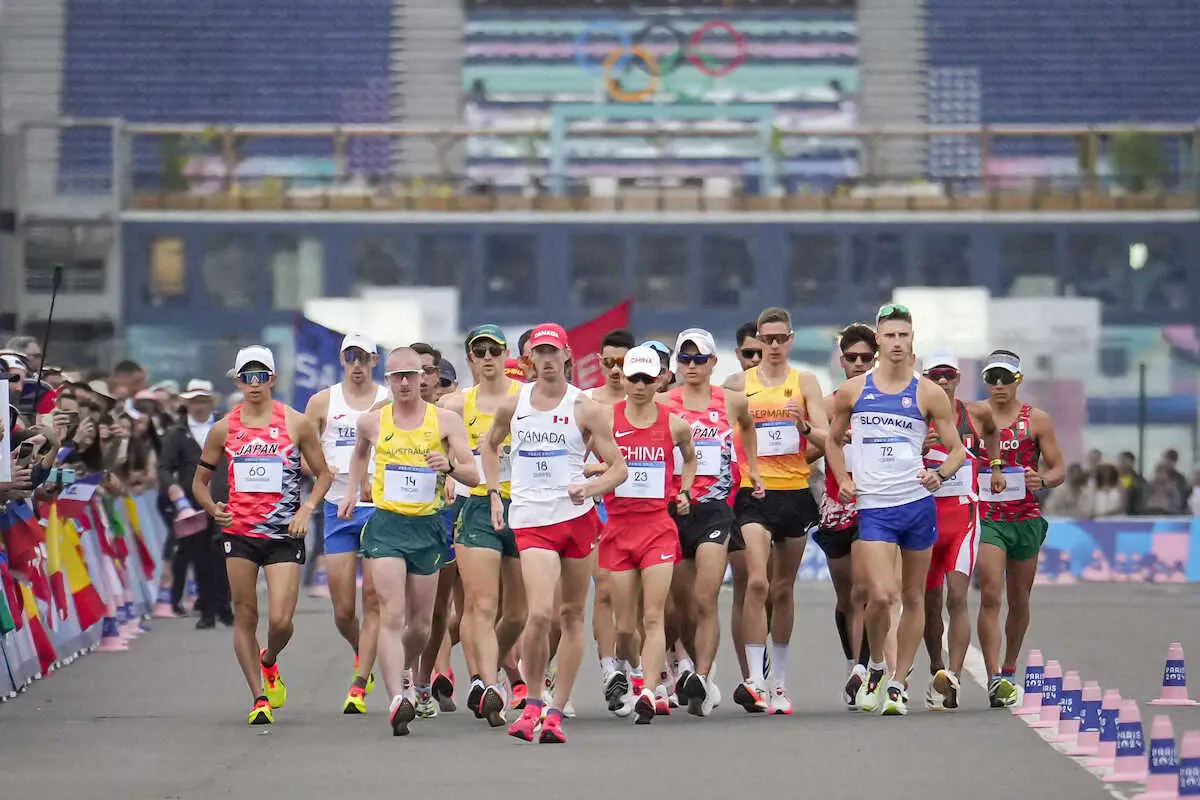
[0,558,23,631]
[55,473,102,520]
[45,504,69,624]
[62,520,106,631]
[123,496,157,579]
[553,415,569,425]
[0,559,16,635]
[0,501,44,577]
[20,582,57,674]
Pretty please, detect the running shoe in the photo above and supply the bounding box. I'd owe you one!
[415,686,438,719]
[844,664,867,710]
[710,679,722,709]
[248,697,273,725]
[675,668,693,706]
[924,683,945,711]
[468,679,485,718]
[432,671,456,712]
[539,709,566,743]
[353,653,375,695]
[604,671,630,712]
[768,682,793,715]
[685,673,709,717]
[733,679,768,713]
[343,685,367,715]
[634,688,656,725]
[389,695,416,736]
[542,667,556,706]
[259,649,287,709]
[882,684,908,716]
[989,676,1018,708]
[856,668,886,713]
[932,669,959,710]
[563,700,577,718]
[654,685,671,716]
[508,704,541,742]
[509,681,528,710]
[481,685,506,728]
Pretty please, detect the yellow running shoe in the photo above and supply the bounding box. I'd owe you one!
[353,654,376,695]
[260,649,288,709]
[343,685,367,715]
[248,697,273,725]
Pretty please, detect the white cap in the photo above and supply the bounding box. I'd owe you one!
[233,345,276,375]
[922,348,959,372]
[623,345,664,378]
[674,327,717,357]
[179,379,215,399]
[982,350,1021,374]
[340,331,377,355]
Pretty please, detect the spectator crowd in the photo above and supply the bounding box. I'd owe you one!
[1043,447,1200,518]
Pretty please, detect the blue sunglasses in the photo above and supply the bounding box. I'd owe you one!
[676,353,713,366]
[237,370,272,385]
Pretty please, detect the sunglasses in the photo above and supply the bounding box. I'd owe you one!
[740,348,763,360]
[386,369,421,379]
[876,303,912,323]
[626,374,658,385]
[472,344,504,359]
[982,368,1019,386]
[342,349,373,365]
[439,378,453,388]
[676,353,713,366]
[421,365,439,375]
[237,370,271,385]
[601,356,624,370]
[759,333,791,346]
[842,352,875,364]
[925,367,959,382]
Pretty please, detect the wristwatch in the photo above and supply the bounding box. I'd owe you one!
[488,488,502,499]
[799,420,812,435]
[934,470,949,484]
[679,489,692,502]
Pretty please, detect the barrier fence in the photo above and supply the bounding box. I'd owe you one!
[0,490,168,697]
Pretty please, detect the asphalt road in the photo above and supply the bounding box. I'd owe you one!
[1,581,1197,800]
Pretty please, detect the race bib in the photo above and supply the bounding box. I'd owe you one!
[934,463,973,498]
[978,467,1026,503]
[616,461,666,499]
[862,436,912,467]
[233,456,283,494]
[673,440,721,476]
[474,448,512,484]
[333,439,354,473]
[383,464,438,504]
[513,448,569,487]
[756,421,800,457]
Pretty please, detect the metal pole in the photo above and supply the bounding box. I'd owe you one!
[1137,362,1147,473]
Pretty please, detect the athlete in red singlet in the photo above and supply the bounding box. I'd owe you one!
[194,346,333,726]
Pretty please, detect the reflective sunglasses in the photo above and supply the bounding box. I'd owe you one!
[759,333,792,346]
[386,369,421,379]
[925,367,959,382]
[471,344,504,359]
[876,303,912,323]
[237,370,271,385]
[342,348,373,365]
[601,356,625,370]
[676,353,713,366]
[842,351,875,364]
[740,348,763,360]
[982,368,1019,386]
[626,374,658,385]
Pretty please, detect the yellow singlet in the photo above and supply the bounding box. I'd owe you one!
[740,367,811,491]
[464,381,520,498]
[373,403,445,516]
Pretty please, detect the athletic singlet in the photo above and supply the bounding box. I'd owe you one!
[924,400,981,505]
[850,374,929,510]
[372,403,445,517]
[665,385,734,503]
[820,390,857,531]
[604,399,675,516]
[740,367,811,491]
[508,382,591,529]
[320,383,389,505]
[223,401,302,539]
[981,403,1042,522]
[464,381,521,498]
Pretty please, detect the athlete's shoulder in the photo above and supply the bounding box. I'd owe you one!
[434,404,466,431]
[305,386,331,410]
[1028,405,1053,429]
[439,389,466,414]
[723,370,747,392]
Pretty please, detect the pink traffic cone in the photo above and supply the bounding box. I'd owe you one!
[152,584,176,619]
[1134,715,1180,800]
[1104,699,1149,783]
[1069,681,1104,756]
[1014,650,1045,716]
[1053,671,1084,744]
[1178,731,1200,797]
[1032,660,1063,728]
[97,617,129,652]
[1150,643,1199,707]
[1089,689,1124,768]
[119,601,142,640]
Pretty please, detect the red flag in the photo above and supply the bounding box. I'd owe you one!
[62,520,106,631]
[123,497,157,579]
[54,474,102,520]
[0,501,45,577]
[568,298,633,390]
[0,561,24,631]
[21,583,57,674]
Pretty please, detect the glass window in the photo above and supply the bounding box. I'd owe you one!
[571,233,623,308]
[701,234,754,308]
[24,224,109,294]
[1129,233,1188,313]
[850,233,904,308]
[353,236,411,288]
[635,234,687,309]
[201,234,258,308]
[1001,232,1056,296]
[417,233,472,287]
[1066,233,1124,306]
[788,234,839,307]
[484,233,537,306]
[269,234,325,310]
[150,236,186,299]
[917,233,971,286]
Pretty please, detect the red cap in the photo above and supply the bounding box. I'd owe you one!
[504,358,527,382]
[528,323,569,351]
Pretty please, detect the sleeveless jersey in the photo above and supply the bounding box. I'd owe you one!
[740,367,811,491]
[464,381,521,498]
[665,385,734,504]
[981,403,1041,522]
[924,400,982,505]
[509,382,591,529]
[224,401,302,539]
[850,374,929,510]
[820,391,857,531]
[320,383,389,505]
[372,403,445,517]
[605,400,675,516]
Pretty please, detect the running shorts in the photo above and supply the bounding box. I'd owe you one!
[514,509,600,560]
[734,487,819,542]
[455,495,518,558]
[600,511,680,572]
[858,495,938,551]
[980,516,1048,561]
[361,509,447,576]
[814,524,859,561]
[672,500,735,560]
[323,501,373,556]
[223,533,306,567]
[926,498,979,590]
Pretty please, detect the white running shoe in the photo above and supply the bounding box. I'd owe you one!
[768,682,793,715]
[924,682,946,711]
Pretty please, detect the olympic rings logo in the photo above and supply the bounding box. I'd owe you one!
[574,19,748,102]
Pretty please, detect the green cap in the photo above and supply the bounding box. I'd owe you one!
[468,324,507,347]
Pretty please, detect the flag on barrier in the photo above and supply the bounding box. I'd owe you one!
[0,562,15,635]
[62,520,106,632]
[45,504,68,625]
[0,558,22,632]
[122,496,157,581]
[55,473,102,520]
[0,501,51,603]
[19,583,56,674]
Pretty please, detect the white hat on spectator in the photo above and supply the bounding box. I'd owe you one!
[179,379,215,400]
[152,379,181,395]
[88,380,115,400]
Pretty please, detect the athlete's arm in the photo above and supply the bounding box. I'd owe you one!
[669,413,697,514]
[192,418,233,527]
[300,389,330,476]
[920,380,966,491]
[969,401,1008,494]
[438,391,466,416]
[806,393,836,463]
[434,407,480,488]
[341,409,380,519]
[290,410,332,537]
[824,378,860,502]
[795,370,829,451]
[1030,408,1066,491]
[728,390,764,496]
[574,397,627,501]
[480,393,517,493]
[723,372,746,392]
